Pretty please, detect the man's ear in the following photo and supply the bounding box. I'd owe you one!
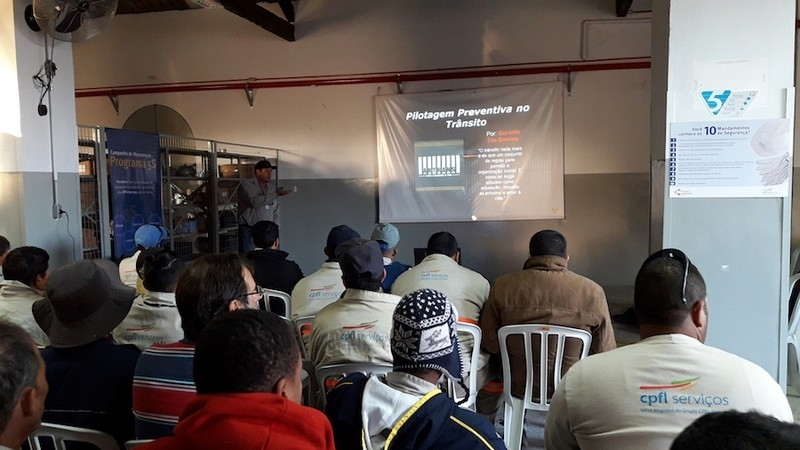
[273,376,289,398]
[690,299,707,329]
[18,387,36,417]
[228,299,245,312]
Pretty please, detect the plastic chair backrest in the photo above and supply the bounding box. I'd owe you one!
[791,247,800,275]
[27,423,121,450]
[498,324,592,449]
[293,315,315,360]
[315,363,392,408]
[124,439,154,449]
[264,288,291,318]
[788,273,800,331]
[451,321,482,410]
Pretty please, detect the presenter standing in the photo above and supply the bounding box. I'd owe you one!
[238,160,291,253]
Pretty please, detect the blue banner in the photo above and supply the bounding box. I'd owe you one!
[106,128,162,259]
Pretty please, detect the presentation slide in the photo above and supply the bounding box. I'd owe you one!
[376,82,564,223]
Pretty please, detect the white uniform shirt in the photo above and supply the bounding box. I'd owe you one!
[309,288,401,368]
[0,280,49,346]
[118,250,141,290]
[113,291,182,351]
[291,262,346,319]
[545,333,794,450]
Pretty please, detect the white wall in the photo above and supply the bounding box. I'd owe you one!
[73,0,652,180]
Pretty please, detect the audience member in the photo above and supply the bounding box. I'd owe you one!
[544,249,794,450]
[370,223,410,292]
[131,253,261,439]
[291,224,360,318]
[139,309,335,450]
[33,259,140,445]
[0,321,48,450]
[119,224,167,293]
[392,231,490,398]
[114,249,186,350]
[309,239,400,368]
[325,289,505,450]
[0,247,50,346]
[480,230,615,413]
[246,220,304,315]
[670,410,800,450]
[0,235,9,282]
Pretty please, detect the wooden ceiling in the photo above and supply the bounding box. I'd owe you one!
[116,0,296,41]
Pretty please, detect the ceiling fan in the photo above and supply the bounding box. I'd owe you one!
[26,0,118,42]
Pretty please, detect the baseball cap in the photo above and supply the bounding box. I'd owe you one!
[336,239,384,282]
[134,224,168,249]
[326,225,360,254]
[371,223,400,250]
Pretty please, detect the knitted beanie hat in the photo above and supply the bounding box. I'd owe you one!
[392,289,463,384]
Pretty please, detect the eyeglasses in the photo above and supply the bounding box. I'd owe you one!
[234,285,269,311]
[645,248,690,305]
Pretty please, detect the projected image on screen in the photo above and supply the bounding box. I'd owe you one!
[376,83,564,223]
[415,140,464,192]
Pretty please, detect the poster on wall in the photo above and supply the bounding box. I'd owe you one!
[667,119,791,198]
[106,128,163,259]
[376,82,564,223]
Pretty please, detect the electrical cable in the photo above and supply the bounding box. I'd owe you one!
[59,209,79,261]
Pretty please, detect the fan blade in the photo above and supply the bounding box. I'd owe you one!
[54,8,83,34]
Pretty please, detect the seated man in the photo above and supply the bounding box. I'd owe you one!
[309,239,401,368]
[545,249,794,450]
[139,309,335,450]
[291,224,359,318]
[246,220,304,315]
[0,320,49,450]
[33,259,140,445]
[370,223,410,292]
[480,230,616,410]
[119,224,167,293]
[132,253,261,439]
[0,246,50,346]
[114,249,186,350]
[325,289,504,450]
[671,410,800,450]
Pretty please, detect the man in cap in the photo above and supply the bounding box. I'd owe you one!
[370,223,411,292]
[238,159,292,253]
[544,249,793,450]
[309,238,401,369]
[325,289,504,450]
[291,224,360,319]
[139,309,335,450]
[0,247,50,346]
[0,321,49,450]
[119,224,168,293]
[33,259,140,445]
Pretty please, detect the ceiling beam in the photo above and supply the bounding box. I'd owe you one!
[217,0,295,41]
[616,0,633,17]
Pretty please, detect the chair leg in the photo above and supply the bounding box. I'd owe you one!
[503,398,525,450]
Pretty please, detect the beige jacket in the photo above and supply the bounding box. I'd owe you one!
[480,255,616,398]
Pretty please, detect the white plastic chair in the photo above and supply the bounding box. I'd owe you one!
[315,362,392,408]
[27,422,121,450]
[498,324,592,450]
[791,248,800,275]
[293,315,315,360]
[786,273,800,386]
[264,288,291,318]
[447,322,482,410]
[124,439,154,449]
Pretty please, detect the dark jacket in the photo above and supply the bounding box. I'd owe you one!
[382,260,411,292]
[326,373,505,450]
[246,248,303,314]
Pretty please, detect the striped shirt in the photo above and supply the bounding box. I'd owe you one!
[132,341,196,439]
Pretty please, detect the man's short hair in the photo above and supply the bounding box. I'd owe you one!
[252,221,279,249]
[634,249,706,327]
[139,249,185,293]
[176,253,251,342]
[255,159,273,171]
[529,230,567,258]
[0,321,40,434]
[426,231,458,257]
[0,236,9,255]
[670,410,800,450]
[2,246,49,287]
[193,309,299,395]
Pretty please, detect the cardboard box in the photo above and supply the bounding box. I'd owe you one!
[79,160,94,176]
[79,180,96,209]
[219,163,256,179]
[82,228,97,250]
